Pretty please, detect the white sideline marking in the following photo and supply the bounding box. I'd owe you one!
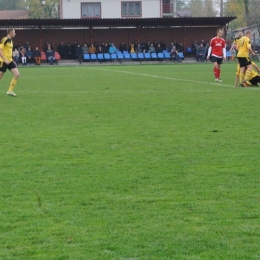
[81,66,260,90]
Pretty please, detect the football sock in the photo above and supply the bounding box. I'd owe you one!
[8,78,17,92]
[239,71,244,83]
[214,68,218,78]
[217,68,220,79]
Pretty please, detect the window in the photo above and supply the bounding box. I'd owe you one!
[81,2,101,18]
[122,2,141,17]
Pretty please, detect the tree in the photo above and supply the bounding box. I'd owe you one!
[224,0,246,31]
[18,0,59,18]
[188,0,217,17]
[248,0,260,26]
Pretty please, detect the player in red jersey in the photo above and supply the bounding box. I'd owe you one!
[206,28,226,82]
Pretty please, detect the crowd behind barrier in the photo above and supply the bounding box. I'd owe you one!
[12,39,232,65]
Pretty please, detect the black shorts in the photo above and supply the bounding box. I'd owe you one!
[0,60,17,73]
[211,56,223,64]
[250,75,260,86]
[237,57,251,68]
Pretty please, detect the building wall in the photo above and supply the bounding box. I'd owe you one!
[0,27,217,52]
[61,0,161,19]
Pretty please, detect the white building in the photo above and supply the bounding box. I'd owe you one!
[60,0,183,19]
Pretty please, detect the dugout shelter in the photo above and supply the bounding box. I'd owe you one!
[0,17,236,53]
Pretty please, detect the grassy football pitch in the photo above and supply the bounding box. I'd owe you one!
[1,62,260,260]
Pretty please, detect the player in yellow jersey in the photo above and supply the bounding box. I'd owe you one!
[236,30,255,87]
[230,30,243,57]
[234,62,260,87]
[0,29,20,97]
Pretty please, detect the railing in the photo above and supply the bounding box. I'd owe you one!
[163,3,173,14]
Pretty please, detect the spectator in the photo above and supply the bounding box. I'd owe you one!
[13,48,20,65]
[65,42,73,59]
[58,41,66,59]
[170,46,180,62]
[75,43,83,63]
[178,43,184,53]
[155,43,163,53]
[33,47,41,65]
[82,43,88,55]
[109,43,117,54]
[26,46,34,65]
[196,43,205,62]
[100,41,106,52]
[104,42,109,53]
[46,46,55,65]
[119,41,127,52]
[136,43,142,53]
[88,43,96,54]
[149,43,156,53]
[72,40,78,58]
[51,42,57,52]
[145,40,151,51]
[192,41,198,56]
[129,43,135,53]
[160,40,166,51]
[20,48,27,65]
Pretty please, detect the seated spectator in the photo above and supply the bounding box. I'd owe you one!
[88,43,96,54]
[33,47,41,65]
[13,48,20,65]
[119,41,127,52]
[170,46,180,62]
[96,46,103,54]
[141,43,146,53]
[109,43,117,54]
[149,43,156,53]
[178,43,184,53]
[160,40,166,51]
[129,43,135,53]
[104,42,109,53]
[196,43,205,62]
[20,48,27,65]
[26,46,34,65]
[136,43,142,53]
[82,43,88,54]
[46,46,55,65]
[155,43,163,53]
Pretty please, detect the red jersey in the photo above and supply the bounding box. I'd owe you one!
[209,37,226,58]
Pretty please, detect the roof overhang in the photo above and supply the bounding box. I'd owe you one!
[0,17,236,29]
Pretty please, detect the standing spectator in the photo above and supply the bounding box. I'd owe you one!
[65,42,73,59]
[58,41,66,59]
[206,28,226,82]
[46,46,55,65]
[33,47,41,65]
[192,41,198,56]
[160,40,166,51]
[75,43,83,63]
[104,42,109,53]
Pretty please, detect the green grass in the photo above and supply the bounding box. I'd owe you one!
[0,62,260,260]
